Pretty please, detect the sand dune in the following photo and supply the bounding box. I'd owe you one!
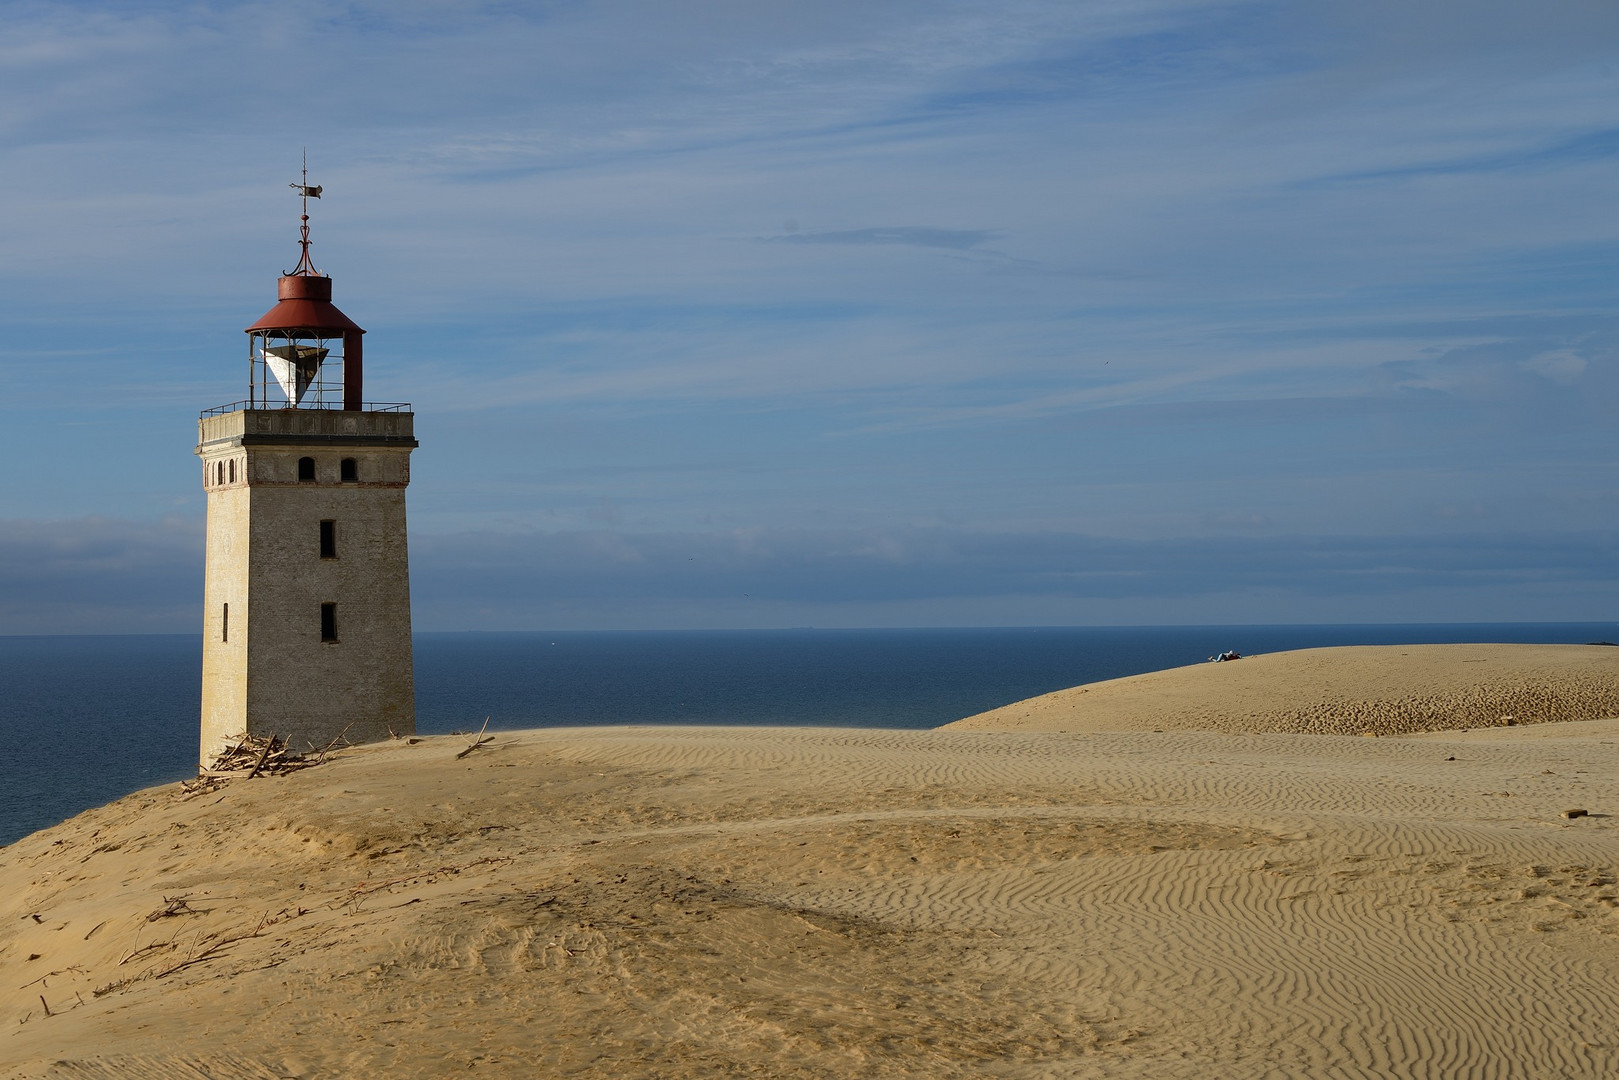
[951,643,1619,735]
[2,646,1617,1078]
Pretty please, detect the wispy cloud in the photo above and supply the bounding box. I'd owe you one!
[1308,127,1619,187]
[2,1,1618,626]
[757,226,995,249]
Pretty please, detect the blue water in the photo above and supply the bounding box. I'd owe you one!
[2,624,1614,847]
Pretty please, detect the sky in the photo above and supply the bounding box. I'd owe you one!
[2,0,1619,632]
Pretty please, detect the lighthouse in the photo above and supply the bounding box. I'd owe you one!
[195,175,417,765]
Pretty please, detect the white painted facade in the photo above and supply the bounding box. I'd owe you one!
[197,408,417,765]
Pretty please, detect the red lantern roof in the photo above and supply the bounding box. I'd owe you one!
[245,274,365,336]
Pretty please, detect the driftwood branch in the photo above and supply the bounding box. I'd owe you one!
[151,929,260,980]
[246,735,277,779]
[145,895,204,922]
[17,966,83,990]
[455,717,494,759]
[311,720,359,761]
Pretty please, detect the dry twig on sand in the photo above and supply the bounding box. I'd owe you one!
[310,721,358,762]
[245,737,276,779]
[145,895,204,922]
[150,927,263,981]
[455,717,494,759]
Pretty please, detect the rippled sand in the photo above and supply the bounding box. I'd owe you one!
[952,643,1619,735]
[3,647,1617,1078]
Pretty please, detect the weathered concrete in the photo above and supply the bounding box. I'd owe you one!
[197,408,417,765]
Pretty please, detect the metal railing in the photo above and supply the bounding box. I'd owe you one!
[200,400,412,419]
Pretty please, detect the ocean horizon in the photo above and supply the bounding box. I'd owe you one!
[2,622,1614,847]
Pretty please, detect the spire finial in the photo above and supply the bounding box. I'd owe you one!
[287,149,324,276]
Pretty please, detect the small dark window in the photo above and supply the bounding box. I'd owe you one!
[340,458,357,483]
[320,602,337,642]
[298,456,316,482]
[319,519,336,559]
[228,459,236,484]
[222,602,229,642]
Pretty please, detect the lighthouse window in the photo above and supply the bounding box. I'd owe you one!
[340,458,357,483]
[228,459,236,484]
[320,602,338,642]
[319,519,336,559]
[298,456,316,482]
[222,603,228,642]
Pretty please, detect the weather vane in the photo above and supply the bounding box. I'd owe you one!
[287,148,324,276]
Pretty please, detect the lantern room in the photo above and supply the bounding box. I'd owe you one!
[241,182,366,410]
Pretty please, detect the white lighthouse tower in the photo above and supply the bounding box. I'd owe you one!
[195,175,417,765]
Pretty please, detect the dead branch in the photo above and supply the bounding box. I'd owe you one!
[118,941,176,967]
[145,895,204,922]
[311,720,359,762]
[455,717,494,759]
[17,966,84,990]
[152,926,265,980]
[246,734,277,779]
[92,977,137,998]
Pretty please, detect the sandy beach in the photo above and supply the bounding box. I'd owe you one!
[3,644,1617,1078]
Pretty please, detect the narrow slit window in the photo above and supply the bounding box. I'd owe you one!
[320,602,337,642]
[340,458,357,483]
[319,519,336,559]
[222,602,229,642]
[228,459,236,484]
[298,456,316,482]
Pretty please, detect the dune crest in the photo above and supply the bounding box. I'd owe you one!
[949,643,1619,735]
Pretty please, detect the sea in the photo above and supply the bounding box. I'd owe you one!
[1,623,1614,847]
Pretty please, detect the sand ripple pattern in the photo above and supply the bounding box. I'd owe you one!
[2,714,1618,1078]
[953,643,1619,736]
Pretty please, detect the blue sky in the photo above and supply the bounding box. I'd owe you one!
[3,0,1619,632]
